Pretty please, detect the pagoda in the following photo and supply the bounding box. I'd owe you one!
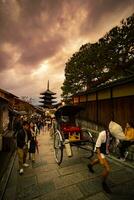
[39,81,57,108]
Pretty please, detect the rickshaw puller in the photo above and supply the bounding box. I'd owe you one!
[88,129,112,193]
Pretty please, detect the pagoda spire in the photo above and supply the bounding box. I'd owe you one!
[47,80,49,90]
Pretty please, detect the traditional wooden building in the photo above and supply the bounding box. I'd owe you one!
[0,89,18,134]
[0,88,39,151]
[13,97,35,116]
[72,75,134,129]
[0,88,18,152]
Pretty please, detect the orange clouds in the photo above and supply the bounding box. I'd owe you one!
[0,0,133,104]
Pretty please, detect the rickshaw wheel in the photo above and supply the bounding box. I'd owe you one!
[80,129,95,158]
[54,130,63,165]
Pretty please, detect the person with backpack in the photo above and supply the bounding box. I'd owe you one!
[87,127,113,193]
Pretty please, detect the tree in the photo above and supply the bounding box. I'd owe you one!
[61,13,134,98]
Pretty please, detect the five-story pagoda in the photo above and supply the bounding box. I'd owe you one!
[39,81,57,108]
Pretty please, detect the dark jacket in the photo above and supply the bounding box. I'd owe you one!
[13,119,22,136]
[17,128,28,148]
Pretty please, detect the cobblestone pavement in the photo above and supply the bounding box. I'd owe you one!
[3,130,134,200]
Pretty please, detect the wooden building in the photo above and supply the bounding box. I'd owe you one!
[0,89,18,134]
[0,88,39,152]
[72,75,134,130]
[0,89,18,151]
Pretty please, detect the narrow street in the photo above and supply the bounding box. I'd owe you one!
[0,2,133,200]
[2,130,134,200]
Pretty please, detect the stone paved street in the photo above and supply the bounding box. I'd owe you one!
[3,130,134,200]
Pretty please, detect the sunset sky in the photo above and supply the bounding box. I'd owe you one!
[0,0,133,104]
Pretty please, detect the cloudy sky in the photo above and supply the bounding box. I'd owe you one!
[0,0,133,104]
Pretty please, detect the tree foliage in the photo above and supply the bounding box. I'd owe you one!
[61,13,134,99]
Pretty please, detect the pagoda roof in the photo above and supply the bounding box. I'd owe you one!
[39,99,57,103]
[44,100,57,103]
[39,96,56,99]
[40,89,56,95]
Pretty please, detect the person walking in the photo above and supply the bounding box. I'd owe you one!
[119,121,134,161]
[29,122,37,162]
[13,115,23,138]
[87,128,113,193]
[16,121,30,175]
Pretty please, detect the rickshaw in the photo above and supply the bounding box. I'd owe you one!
[53,105,95,165]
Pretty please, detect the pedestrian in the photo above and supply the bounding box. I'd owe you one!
[119,121,134,161]
[16,121,30,175]
[29,122,37,162]
[87,126,113,193]
[37,119,41,134]
[13,115,23,138]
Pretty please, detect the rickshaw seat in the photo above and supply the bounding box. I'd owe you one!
[60,125,81,141]
[62,126,81,132]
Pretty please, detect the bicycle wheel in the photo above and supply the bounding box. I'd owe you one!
[79,128,95,158]
[54,130,63,165]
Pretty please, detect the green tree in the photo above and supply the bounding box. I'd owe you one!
[61,13,134,99]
